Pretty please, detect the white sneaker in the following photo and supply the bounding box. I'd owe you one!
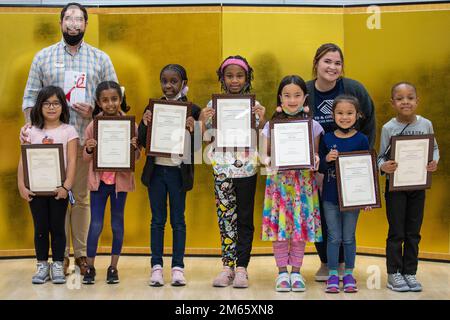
[275,272,291,292]
[290,272,306,292]
[149,265,164,287]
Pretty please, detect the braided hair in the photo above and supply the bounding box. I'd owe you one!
[160,64,188,82]
[216,55,254,94]
[160,64,189,102]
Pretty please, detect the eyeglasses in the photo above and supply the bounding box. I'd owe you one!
[43,102,62,109]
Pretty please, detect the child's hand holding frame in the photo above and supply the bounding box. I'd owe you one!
[426,160,438,172]
[380,160,398,174]
[85,138,97,154]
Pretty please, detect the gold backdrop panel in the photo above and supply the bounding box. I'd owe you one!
[0,5,448,259]
[344,8,450,254]
[222,7,345,250]
[95,9,222,249]
[0,13,99,250]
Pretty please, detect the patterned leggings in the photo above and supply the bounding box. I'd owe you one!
[214,174,237,267]
[214,173,257,268]
[272,240,306,268]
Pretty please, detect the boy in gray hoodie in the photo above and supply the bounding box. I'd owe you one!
[378,82,439,293]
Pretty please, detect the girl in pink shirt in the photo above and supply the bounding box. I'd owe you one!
[82,81,139,285]
[17,86,78,285]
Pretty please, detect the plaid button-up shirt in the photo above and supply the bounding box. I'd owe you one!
[22,39,118,144]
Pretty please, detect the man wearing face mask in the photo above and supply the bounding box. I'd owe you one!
[21,2,118,276]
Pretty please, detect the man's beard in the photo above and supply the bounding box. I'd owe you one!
[63,31,84,46]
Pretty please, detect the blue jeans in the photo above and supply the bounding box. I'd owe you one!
[87,182,127,258]
[323,201,359,270]
[148,165,186,268]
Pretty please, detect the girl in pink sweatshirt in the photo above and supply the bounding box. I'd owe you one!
[82,81,140,285]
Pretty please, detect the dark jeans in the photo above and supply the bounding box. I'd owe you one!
[148,165,186,268]
[87,182,127,258]
[234,175,257,268]
[29,196,68,262]
[385,181,425,274]
[314,195,344,264]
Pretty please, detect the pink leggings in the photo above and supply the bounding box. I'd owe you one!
[272,240,306,268]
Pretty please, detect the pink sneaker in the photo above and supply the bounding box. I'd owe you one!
[149,265,164,287]
[171,267,186,286]
[233,267,249,288]
[212,266,235,287]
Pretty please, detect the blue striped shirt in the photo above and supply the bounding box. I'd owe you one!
[22,38,118,143]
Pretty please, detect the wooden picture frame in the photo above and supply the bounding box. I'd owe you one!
[145,99,192,158]
[93,116,135,172]
[388,134,434,191]
[212,94,256,152]
[21,144,65,196]
[336,150,382,212]
[269,118,315,170]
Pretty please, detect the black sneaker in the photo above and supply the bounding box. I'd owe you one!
[107,266,119,284]
[82,266,96,284]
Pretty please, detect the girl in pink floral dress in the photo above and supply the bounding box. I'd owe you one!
[260,75,323,292]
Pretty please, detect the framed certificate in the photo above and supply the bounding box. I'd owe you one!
[21,144,66,196]
[212,94,256,151]
[388,134,434,191]
[336,150,381,212]
[94,116,135,172]
[270,118,314,170]
[146,99,191,158]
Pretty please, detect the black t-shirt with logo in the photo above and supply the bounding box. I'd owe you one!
[312,78,344,133]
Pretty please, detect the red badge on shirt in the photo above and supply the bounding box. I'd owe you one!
[42,136,54,144]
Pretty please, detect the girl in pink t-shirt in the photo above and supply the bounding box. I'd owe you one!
[82,81,139,285]
[17,86,78,285]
